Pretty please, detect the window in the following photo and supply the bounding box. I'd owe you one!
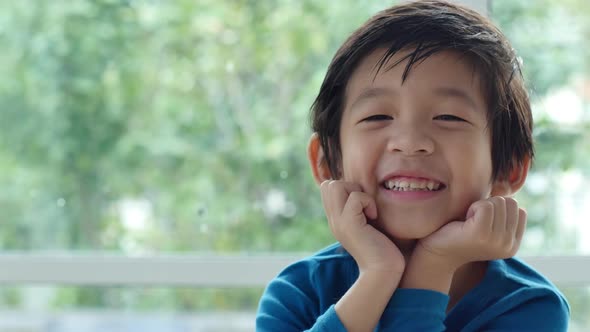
[0,0,588,330]
[491,0,590,328]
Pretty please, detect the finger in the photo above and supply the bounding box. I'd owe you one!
[320,181,367,228]
[338,181,364,195]
[515,208,527,243]
[320,181,356,213]
[343,191,378,220]
[319,181,337,232]
[332,181,364,215]
[466,200,494,235]
[504,197,519,235]
[320,180,349,229]
[489,196,506,237]
[319,180,336,221]
[509,208,527,256]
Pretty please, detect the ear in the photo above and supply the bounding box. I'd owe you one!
[307,133,333,185]
[490,156,530,196]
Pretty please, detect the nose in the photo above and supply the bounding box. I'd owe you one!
[386,126,435,156]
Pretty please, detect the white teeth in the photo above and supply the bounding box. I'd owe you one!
[384,178,442,191]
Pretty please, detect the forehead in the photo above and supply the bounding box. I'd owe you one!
[344,48,487,110]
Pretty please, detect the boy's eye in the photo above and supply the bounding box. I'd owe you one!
[362,114,393,122]
[434,114,466,122]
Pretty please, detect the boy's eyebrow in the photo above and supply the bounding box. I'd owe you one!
[433,87,479,111]
[349,86,480,111]
[349,87,396,110]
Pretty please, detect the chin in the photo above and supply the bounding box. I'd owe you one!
[384,228,433,241]
[377,216,448,240]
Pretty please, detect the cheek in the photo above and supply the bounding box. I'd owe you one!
[340,136,381,183]
[448,175,492,221]
[448,136,494,209]
[450,133,493,174]
[340,149,364,182]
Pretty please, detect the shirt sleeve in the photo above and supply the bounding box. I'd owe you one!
[479,288,570,332]
[378,288,449,331]
[255,263,347,332]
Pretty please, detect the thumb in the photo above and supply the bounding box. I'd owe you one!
[343,192,378,221]
[361,195,378,220]
[465,200,482,221]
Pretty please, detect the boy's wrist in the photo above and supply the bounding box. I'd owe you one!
[359,267,404,287]
[414,243,464,272]
[399,246,459,294]
[335,267,402,332]
[358,257,406,278]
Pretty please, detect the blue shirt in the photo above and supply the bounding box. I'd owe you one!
[256,243,569,331]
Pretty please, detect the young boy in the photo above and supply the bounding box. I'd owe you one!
[256,1,570,331]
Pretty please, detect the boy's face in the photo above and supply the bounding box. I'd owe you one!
[338,48,507,240]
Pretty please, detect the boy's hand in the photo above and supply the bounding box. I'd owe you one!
[417,196,526,270]
[321,182,404,332]
[320,180,405,275]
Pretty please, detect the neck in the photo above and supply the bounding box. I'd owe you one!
[391,238,418,261]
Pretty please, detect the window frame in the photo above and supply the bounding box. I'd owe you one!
[0,253,588,286]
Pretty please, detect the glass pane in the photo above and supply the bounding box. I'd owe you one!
[2,0,587,256]
[491,0,590,255]
[0,0,393,253]
[559,286,590,331]
[0,285,586,330]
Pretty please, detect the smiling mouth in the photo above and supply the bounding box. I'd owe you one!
[382,178,446,192]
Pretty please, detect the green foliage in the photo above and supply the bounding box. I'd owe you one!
[492,0,590,97]
[0,286,263,311]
